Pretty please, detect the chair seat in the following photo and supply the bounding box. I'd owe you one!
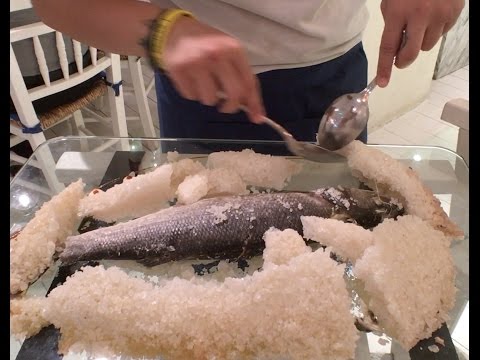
[10,75,107,131]
[38,78,107,129]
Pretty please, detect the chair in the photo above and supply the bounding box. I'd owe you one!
[10,22,130,156]
[440,98,469,166]
[10,4,130,192]
[123,55,157,138]
[87,54,158,139]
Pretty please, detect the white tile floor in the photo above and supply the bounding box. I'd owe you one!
[369,66,469,152]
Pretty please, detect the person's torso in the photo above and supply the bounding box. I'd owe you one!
[151,0,369,73]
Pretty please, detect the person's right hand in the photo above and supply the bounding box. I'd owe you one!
[162,16,265,123]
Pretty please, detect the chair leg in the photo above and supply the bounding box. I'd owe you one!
[10,151,27,165]
[72,110,85,136]
[27,132,65,193]
[71,110,91,151]
[106,54,130,151]
[91,95,106,112]
[28,132,47,149]
[71,110,86,136]
[128,56,157,138]
[106,55,128,138]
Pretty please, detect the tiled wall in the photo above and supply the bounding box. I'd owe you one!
[434,0,469,79]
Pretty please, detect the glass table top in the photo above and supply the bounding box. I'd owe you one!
[10,136,469,360]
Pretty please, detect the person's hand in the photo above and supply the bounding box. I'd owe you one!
[162,16,265,123]
[377,0,464,87]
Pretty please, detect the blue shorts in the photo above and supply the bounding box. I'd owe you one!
[155,42,368,153]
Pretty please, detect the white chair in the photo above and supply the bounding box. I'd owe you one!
[10,10,131,192]
[124,56,157,138]
[10,21,130,157]
[88,55,158,139]
[11,0,157,143]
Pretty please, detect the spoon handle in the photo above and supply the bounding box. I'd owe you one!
[261,116,294,142]
[363,77,377,95]
[219,91,294,142]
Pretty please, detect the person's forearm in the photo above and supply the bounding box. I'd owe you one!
[32,0,266,122]
[32,0,164,57]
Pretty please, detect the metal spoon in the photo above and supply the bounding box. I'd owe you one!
[316,77,377,151]
[316,30,408,151]
[218,92,345,162]
[217,94,355,162]
[260,116,345,162]
[240,102,345,162]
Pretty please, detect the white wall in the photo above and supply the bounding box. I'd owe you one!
[10,0,32,11]
[363,0,441,131]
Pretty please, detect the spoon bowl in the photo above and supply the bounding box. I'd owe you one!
[261,116,345,162]
[316,77,377,151]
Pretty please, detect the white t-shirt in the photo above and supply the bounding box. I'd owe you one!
[151,0,369,73]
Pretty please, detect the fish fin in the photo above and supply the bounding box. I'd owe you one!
[236,258,250,271]
[77,216,115,234]
[192,260,221,276]
[136,258,164,267]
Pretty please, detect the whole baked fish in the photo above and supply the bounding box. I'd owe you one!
[61,187,403,266]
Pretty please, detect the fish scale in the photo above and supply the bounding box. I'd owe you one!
[60,187,404,266]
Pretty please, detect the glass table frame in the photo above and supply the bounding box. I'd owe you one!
[10,136,469,360]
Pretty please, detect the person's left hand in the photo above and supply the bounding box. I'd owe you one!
[377,0,465,87]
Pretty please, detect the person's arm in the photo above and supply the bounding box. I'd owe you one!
[32,0,265,122]
[376,0,465,87]
[32,0,159,58]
